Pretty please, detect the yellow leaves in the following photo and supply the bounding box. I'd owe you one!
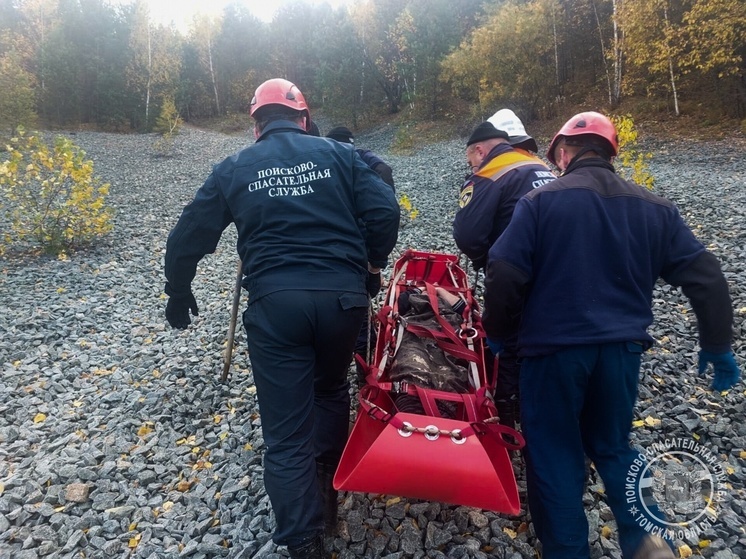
[698,540,711,549]
[0,483,4,496]
[632,416,661,428]
[678,544,693,557]
[137,423,154,437]
[56,287,66,294]
[739,450,746,459]
[72,400,84,408]
[176,479,193,492]
[192,459,213,471]
[152,369,161,378]
[128,533,141,548]
[601,525,613,539]
[398,194,419,221]
[502,527,517,539]
[243,443,253,451]
[219,432,229,441]
[162,501,174,512]
[0,129,113,256]
[33,413,47,423]
[176,435,196,446]
[213,414,222,424]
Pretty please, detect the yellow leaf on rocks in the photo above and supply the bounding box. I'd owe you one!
[33,413,47,423]
[601,525,612,539]
[644,416,661,427]
[632,420,645,428]
[162,501,174,511]
[191,446,201,454]
[175,438,187,445]
[699,540,711,548]
[152,369,160,377]
[56,287,66,294]
[502,527,517,539]
[213,415,222,424]
[725,466,735,475]
[212,519,220,527]
[740,451,746,459]
[386,497,402,506]
[128,534,141,548]
[137,425,153,437]
[129,522,137,531]
[219,432,228,440]
[678,544,692,558]
[693,433,700,440]
[176,480,192,492]
[244,443,253,451]
[0,483,4,495]
[73,400,83,408]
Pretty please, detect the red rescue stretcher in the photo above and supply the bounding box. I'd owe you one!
[334,249,525,514]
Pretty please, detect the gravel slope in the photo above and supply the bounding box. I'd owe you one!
[0,125,744,559]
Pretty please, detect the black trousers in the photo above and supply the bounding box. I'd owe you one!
[242,289,368,546]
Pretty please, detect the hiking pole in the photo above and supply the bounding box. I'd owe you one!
[221,260,243,382]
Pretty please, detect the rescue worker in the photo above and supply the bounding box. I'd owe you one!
[482,111,740,559]
[487,108,540,154]
[452,120,555,430]
[326,126,395,190]
[325,125,396,382]
[163,78,400,559]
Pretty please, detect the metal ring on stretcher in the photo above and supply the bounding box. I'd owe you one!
[397,421,414,437]
[424,425,440,441]
[457,326,478,341]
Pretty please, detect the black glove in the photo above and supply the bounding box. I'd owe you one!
[166,291,199,329]
[366,271,382,298]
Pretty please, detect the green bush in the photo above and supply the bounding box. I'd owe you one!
[0,127,113,257]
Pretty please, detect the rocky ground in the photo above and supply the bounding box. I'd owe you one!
[0,124,744,559]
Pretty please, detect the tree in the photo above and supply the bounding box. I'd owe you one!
[618,0,691,116]
[442,0,560,120]
[0,50,37,134]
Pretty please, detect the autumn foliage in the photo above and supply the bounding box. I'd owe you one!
[0,128,113,256]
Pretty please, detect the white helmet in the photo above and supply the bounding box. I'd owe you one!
[487,109,538,153]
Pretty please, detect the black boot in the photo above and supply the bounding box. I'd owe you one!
[288,532,328,559]
[496,396,521,448]
[316,461,339,537]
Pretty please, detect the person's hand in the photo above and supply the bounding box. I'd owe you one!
[366,271,382,298]
[166,291,199,329]
[486,338,504,356]
[698,350,740,391]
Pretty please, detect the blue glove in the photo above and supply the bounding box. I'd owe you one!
[486,338,504,356]
[698,350,740,392]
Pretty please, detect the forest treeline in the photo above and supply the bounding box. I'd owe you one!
[1,0,744,135]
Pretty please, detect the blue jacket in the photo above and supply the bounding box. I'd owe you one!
[482,157,733,356]
[452,143,554,269]
[165,120,400,302]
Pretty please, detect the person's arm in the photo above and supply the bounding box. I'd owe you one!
[372,162,395,191]
[352,155,400,270]
[453,178,501,269]
[482,198,536,340]
[165,172,232,295]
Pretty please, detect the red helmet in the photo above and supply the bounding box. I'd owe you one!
[249,78,310,121]
[546,111,619,165]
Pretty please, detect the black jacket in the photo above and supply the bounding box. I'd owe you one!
[165,120,400,302]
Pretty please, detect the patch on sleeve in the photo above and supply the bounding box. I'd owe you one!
[458,184,474,208]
